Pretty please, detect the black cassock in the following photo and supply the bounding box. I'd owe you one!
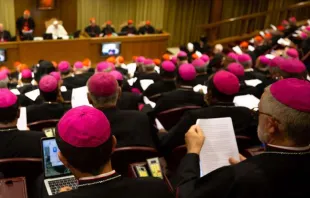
[102,26,116,36]
[16,17,35,36]
[143,80,176,99]
[176,146,310,198]
[84,25,101,37]
[138,25,156,34]
[121,25,138,35]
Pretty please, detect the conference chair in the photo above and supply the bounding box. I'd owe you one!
[149,93,162,103]
[0,158,43,197]
[236,135,255,155]
[45,18,63,29]
[28,119,59,132]
[111,146,159,176]
[165,145,187,173]
[156,106,201,130]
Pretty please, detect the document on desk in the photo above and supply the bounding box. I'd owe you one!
[196,118,239,177]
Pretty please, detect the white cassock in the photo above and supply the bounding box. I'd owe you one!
[46,24,68,38]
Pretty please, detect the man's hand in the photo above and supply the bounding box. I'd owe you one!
[185,125,205,154]
[229,154,247,165]
[59,186,72,193]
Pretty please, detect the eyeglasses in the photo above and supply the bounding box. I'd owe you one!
[251,107,281,124]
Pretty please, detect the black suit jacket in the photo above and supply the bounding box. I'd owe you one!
[18,84,37,94]
[0,30,11,41]
[138,25,155,34]
[0,128,45,158]
[143,80,176,99]
[27,103,71,124]
[100,107,155,148]
[159,104,258,154]
[121,26,138,35]
[63,74,90,90]
[102,26,116,36]
[84,25,101,37]
[134,72,161,91]
[117,92,141,110]
[195,74,209,85]
[176,146,310,198]
[244,71,266,81]
[49,173,173,198]
[16,17,35,35]
[150,88,205,116]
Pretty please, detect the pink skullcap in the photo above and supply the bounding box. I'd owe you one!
[58,61,71,72]
[177,51,187,58]
[286,48,299,59]
[237,54,252,63]
[0,88,17,108]
[171,56,177,64]
[57,105,111,147]
[0,71,8,80]
[178,64,196,81]
[300,32,307,39]
[50,72,61,82]
[0,67,10,75]
[200,54,210,63]
[136,56,145,63]
[227,52,238,60]
[74,61,84,69]
[259,55,270,65]
[227,63,245,77]
[96,61,113,72]
[39,75,58,92]
[161,61,176,72]
[279,59,305,73]
[289,17,296,23]
[143,59,154,66]
[306,26,310,32]
[131,88,142,94]
[270,78,310,112]
[88,72,117,97]
[192,59,205,68]
[21,69,32,79]
[213,70,240,95]
[109,70,123,81]
[269,56,284,68]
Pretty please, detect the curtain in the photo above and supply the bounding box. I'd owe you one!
[0,0,16,35]
[77,0,164,33]
[162,0,212,47]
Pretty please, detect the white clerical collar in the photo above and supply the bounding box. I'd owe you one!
[244,68,254,72]
[79,170,116,181]
[268,144,310,151]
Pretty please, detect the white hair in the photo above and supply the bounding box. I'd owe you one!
[0,77,9,88]
[214,44,223,52]
[187,43,194,52]
[261,86,310,146]
[86,81,119,107]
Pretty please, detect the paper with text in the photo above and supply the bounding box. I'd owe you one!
[25,89,40,101]
[197,118,239,177]
[234,94,260,109]
[140,79,154,91]
[17,107,28,130]
[71,86,92,108]
[245,79,262,87]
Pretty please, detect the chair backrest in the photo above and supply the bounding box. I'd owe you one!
[157,106,201,130]
[236,135,256,155]
[166,145,187,172]
[45,18,63,29]
[111,147,159,176]
[0,158,43,197]
[28,119,59,132]
[149,93,162,103]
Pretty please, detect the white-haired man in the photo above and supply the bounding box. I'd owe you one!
[175,78,310,198]
[0,23,11,42]
[46,20,68,39]
[213,44,223,55]
[0,72,9,88]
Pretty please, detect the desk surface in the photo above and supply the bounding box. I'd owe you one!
[0,33,170,69]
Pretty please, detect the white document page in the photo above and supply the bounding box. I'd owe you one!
[248,45,255,51]
[270,24,277,30]
[154,66,160,74]
[193,84,208,94]
[60,86,67,92]
[71,86,92,108]
[155,118,165,130]
[140,79,154,91]
[127,63,137,77]
[196,118,239,177]
[143,96,156,108]
[17,107,28,130]
[265,54,275,59]
[232,46,243,55]
[244,79,262,87]
[10,89,20,95]
[234,94,260,109]
[25,89,40,101]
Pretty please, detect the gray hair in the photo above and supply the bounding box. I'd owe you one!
[261,86,310,146]
[0,77,9,88]
[195,66,207,74]
[87,82,119,107]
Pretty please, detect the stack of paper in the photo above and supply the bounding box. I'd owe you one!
[234,94,260,109]
[17,107,28,130]
[140,79,154,91]
[244,79,262,87]
[71,86,92,108]
[197,118,239,177]
[25,89,40,101]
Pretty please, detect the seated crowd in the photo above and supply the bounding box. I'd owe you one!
[0,16,310,198]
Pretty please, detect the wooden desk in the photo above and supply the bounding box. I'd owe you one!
[0,33,170,69]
